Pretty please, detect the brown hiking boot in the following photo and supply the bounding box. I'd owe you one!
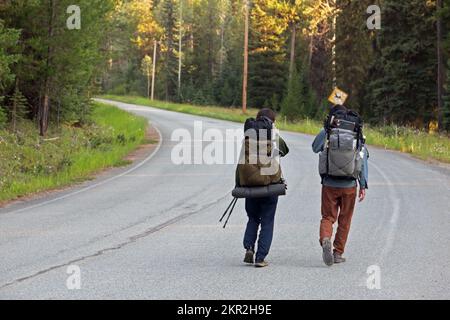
[244,249,254,264]
[333,252,346,264]
[254,260,269,268]
[321,238,334,266]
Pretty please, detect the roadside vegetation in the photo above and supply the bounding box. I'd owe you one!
[0,1,449,203]
[0,102,148,202]
[101,95,450,164]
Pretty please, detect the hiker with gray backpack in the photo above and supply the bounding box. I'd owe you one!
[312,104,369,266]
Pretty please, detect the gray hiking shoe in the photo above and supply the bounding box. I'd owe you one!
[255,260,269,268]
[244,249,254,264]
[321,238,334,266]
[333,252,346,264]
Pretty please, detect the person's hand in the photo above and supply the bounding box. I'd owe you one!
[358,188,366,202]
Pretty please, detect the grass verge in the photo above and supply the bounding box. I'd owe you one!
[0,102,149,202]
[100,95,450,163]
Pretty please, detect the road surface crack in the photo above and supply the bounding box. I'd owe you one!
[0,192,230,291]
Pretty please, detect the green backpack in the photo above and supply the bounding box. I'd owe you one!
[237,117,283,187]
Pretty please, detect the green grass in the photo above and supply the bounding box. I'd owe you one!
[100,94,450,163]
[0,102,149,202]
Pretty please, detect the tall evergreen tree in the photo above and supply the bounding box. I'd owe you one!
[248,0,289,109]
[335,0,373,115]
[442,0,450,130]
[213,0,245,107]
[0,0,115,133]
[0,19,19,93]
[157,0,179,101]
[444,60,450,130]
[367,0,437,126]
[304,0,334,105]
[281,67,305,120]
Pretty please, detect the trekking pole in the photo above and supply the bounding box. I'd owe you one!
[223,197,238,229]
[219,197,237,223]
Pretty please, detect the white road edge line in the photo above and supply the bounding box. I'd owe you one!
[3,122,163,215]
[358,162,401,288]
[370,162,401,264]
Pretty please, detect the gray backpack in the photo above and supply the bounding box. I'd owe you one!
[319,128,363,179]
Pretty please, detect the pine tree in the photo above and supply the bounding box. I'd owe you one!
[10,81,28,132]
[444,61,450,130]
[1,0,115,132]
[186,0,222,104]
[335,0,373,115]
[0,19,20,94]
[366,0,437,126]
[303,0,334,104]
[248,0,290,108]
[213,0,244,107]
[157,0,179,101]
[0,19,20,129]
[442,0,450,130]
[281,67,304,120]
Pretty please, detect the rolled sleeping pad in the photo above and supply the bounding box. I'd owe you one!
[232,183,287,199]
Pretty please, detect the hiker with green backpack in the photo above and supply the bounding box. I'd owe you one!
[235,108,289,268]
[312,104,369,266]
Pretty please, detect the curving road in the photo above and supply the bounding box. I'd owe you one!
[0,98,449,299]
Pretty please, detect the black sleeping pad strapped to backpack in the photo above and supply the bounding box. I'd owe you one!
[232,183,287,199]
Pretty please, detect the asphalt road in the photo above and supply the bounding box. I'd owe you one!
[0,99,449,300]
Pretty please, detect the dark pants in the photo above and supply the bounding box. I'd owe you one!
[243,196,279,262]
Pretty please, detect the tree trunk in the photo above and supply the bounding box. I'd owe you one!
[437,0,444,130]
[151,40,157,101]
[308,35,313,66]
[178,0,183,95]
[242,0,249,113]
[40,0,55,137]
[12,77,19,132]
[219,17,226,76]
[331,4,337,88]
[208,5,214,79]
[289,24,296,79]
[57,96,61,128]
[148,68,151,99]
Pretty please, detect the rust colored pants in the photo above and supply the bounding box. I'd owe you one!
[320,186,357,254]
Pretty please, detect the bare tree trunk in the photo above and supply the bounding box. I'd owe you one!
[151,40,157,101]
[219,17,226,76]
[147,66,151,99]
[437,0,444,129]
[242,0,249,113]
[289,24,297,79]
[57,96,61,128]
[178,0,183,95]
[308,35,313,71]
[208,4,214,79]
[331,3,337,88]
[12,77,19,132]
[40,0,55,137]
[108,43,113,70]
